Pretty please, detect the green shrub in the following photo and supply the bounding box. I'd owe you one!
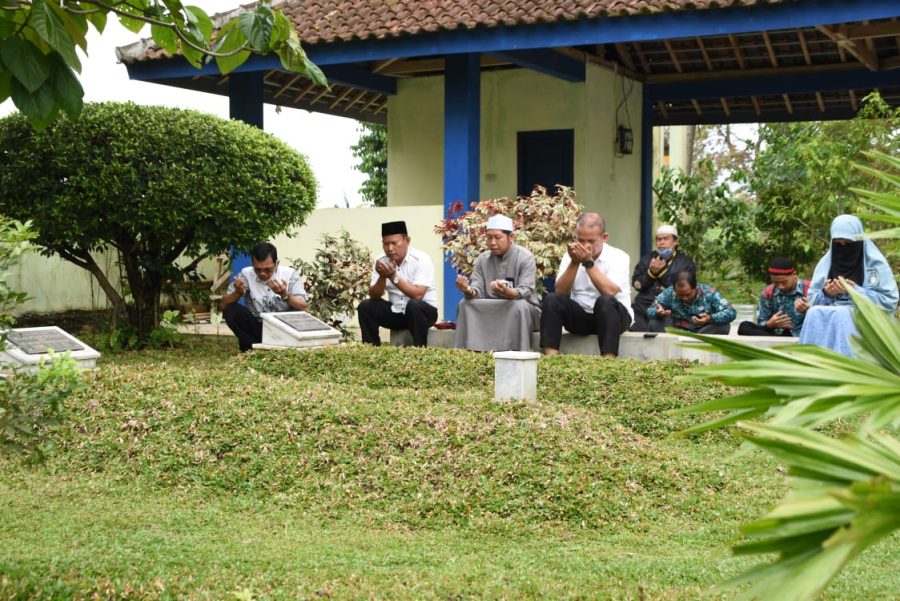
[0,102,318,342]
[292,230,372,337]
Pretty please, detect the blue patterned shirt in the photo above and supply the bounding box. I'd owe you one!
[647,284,736,332]
[756,279,810,337]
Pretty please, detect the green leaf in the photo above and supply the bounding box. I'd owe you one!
[0,69,10,103]
[150,24,178,55]
[50,2,88,52]
[179,38,203,68]
[271,11,293,45]
[30,0,81,72]
[214,27,250,75]
[118,14,146,34]
[239,6,274,52]
[48,57,83,120]
[184,5,213,40]
[85,10,107,33]
[10,77,58,127]
[0,37,51,93]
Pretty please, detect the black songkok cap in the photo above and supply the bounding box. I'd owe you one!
[768,256,796,275]
[381,221,408,236]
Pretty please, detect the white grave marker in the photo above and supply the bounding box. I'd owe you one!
[494,351,540,401]
[256,311,341,349]
[2,326,101,370]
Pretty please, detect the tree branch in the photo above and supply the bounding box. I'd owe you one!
[56,247,127,314]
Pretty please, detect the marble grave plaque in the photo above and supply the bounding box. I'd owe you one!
[8,329,84,354]
[275,312,332,332]
[2,326,101,370]
[258,311,341,349]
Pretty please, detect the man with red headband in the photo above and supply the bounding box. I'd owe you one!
[738,256,810,337]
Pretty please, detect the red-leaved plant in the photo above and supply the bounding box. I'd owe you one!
[434,186,582,291]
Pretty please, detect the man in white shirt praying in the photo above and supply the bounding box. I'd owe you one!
[221,242,309,352]
[539,212,633,357]
[357,220,439,346]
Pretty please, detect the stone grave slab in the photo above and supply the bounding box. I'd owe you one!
[2,326,101,370]
[257,311,341,349]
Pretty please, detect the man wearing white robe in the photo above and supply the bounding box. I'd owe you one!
[454,215,541,351]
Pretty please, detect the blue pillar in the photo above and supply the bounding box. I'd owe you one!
[443,53,481,321]
[639,95,654,257]
[228,72,265,283]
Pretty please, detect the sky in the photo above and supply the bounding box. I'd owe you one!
[0,2,367,208]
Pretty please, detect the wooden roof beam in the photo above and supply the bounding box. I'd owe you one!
[294,81,318,103]
[645,61,862,84]
[728,34,746,69]
[762,31,779,68]
[614,43,638,72]
[751,96,762,116]
[797,30,813,65]
[273,74,303,100]
[329,87,353,109]
[841,21,900,39]
[816,25,879,70]
[663,40,683,73]
[361,94,381,113]
[633,43,652,73]
[719,98,731,117]
[849,89,858,111]
[783,94,794,114]
[816,92,826,112]
[344,90,369,112]
[695,37,714,71]
[691,99,703,115]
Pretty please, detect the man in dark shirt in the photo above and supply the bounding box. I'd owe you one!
[630,225,696,331]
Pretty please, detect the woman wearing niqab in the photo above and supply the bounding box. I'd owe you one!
[799,214,898,356]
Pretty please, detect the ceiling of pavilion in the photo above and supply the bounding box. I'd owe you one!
[118,2,900,126]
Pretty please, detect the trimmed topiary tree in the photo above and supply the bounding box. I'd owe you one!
[0,102,317,341]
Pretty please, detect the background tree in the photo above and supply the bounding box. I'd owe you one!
[0,101,317,341]
[0,1,325,129]
[740,93,899,277]
[351,122,387,207]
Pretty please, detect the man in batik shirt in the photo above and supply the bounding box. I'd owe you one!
[647,270,735,335]
[738,256,810,337]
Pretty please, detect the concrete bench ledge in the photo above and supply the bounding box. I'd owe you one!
[389,328,796,365]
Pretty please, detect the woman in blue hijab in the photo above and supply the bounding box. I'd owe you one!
[798,214,898,356]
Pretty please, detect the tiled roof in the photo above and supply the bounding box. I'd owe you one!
[281,0,788,45]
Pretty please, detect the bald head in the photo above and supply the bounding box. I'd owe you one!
[576,212,606,235]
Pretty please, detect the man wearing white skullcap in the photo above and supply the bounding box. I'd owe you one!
[629,223,695,332]
[454,214,541,351]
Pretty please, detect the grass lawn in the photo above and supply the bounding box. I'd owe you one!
[1,337,897,599]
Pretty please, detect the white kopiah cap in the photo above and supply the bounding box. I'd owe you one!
[656,224,678,237]
[486,214,514,232]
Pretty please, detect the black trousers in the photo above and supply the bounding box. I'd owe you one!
[539,293,631,355]
[357,298,438,347]
[223,303,262,352]
[629,294,656,332]
[737,321,794,337]
[648,316,731,335]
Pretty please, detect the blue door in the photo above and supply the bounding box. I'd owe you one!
[517,129,574,197]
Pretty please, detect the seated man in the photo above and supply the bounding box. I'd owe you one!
[454,214,541,351]
[647,270,735,335]
[630,224,696,332]
[357,220,438,347]
[221,242,309,352]
[738,257,810,337]
[539,212,632,357]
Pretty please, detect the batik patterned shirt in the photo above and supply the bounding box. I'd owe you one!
[647,284,736,332]
[756,279,810,337]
